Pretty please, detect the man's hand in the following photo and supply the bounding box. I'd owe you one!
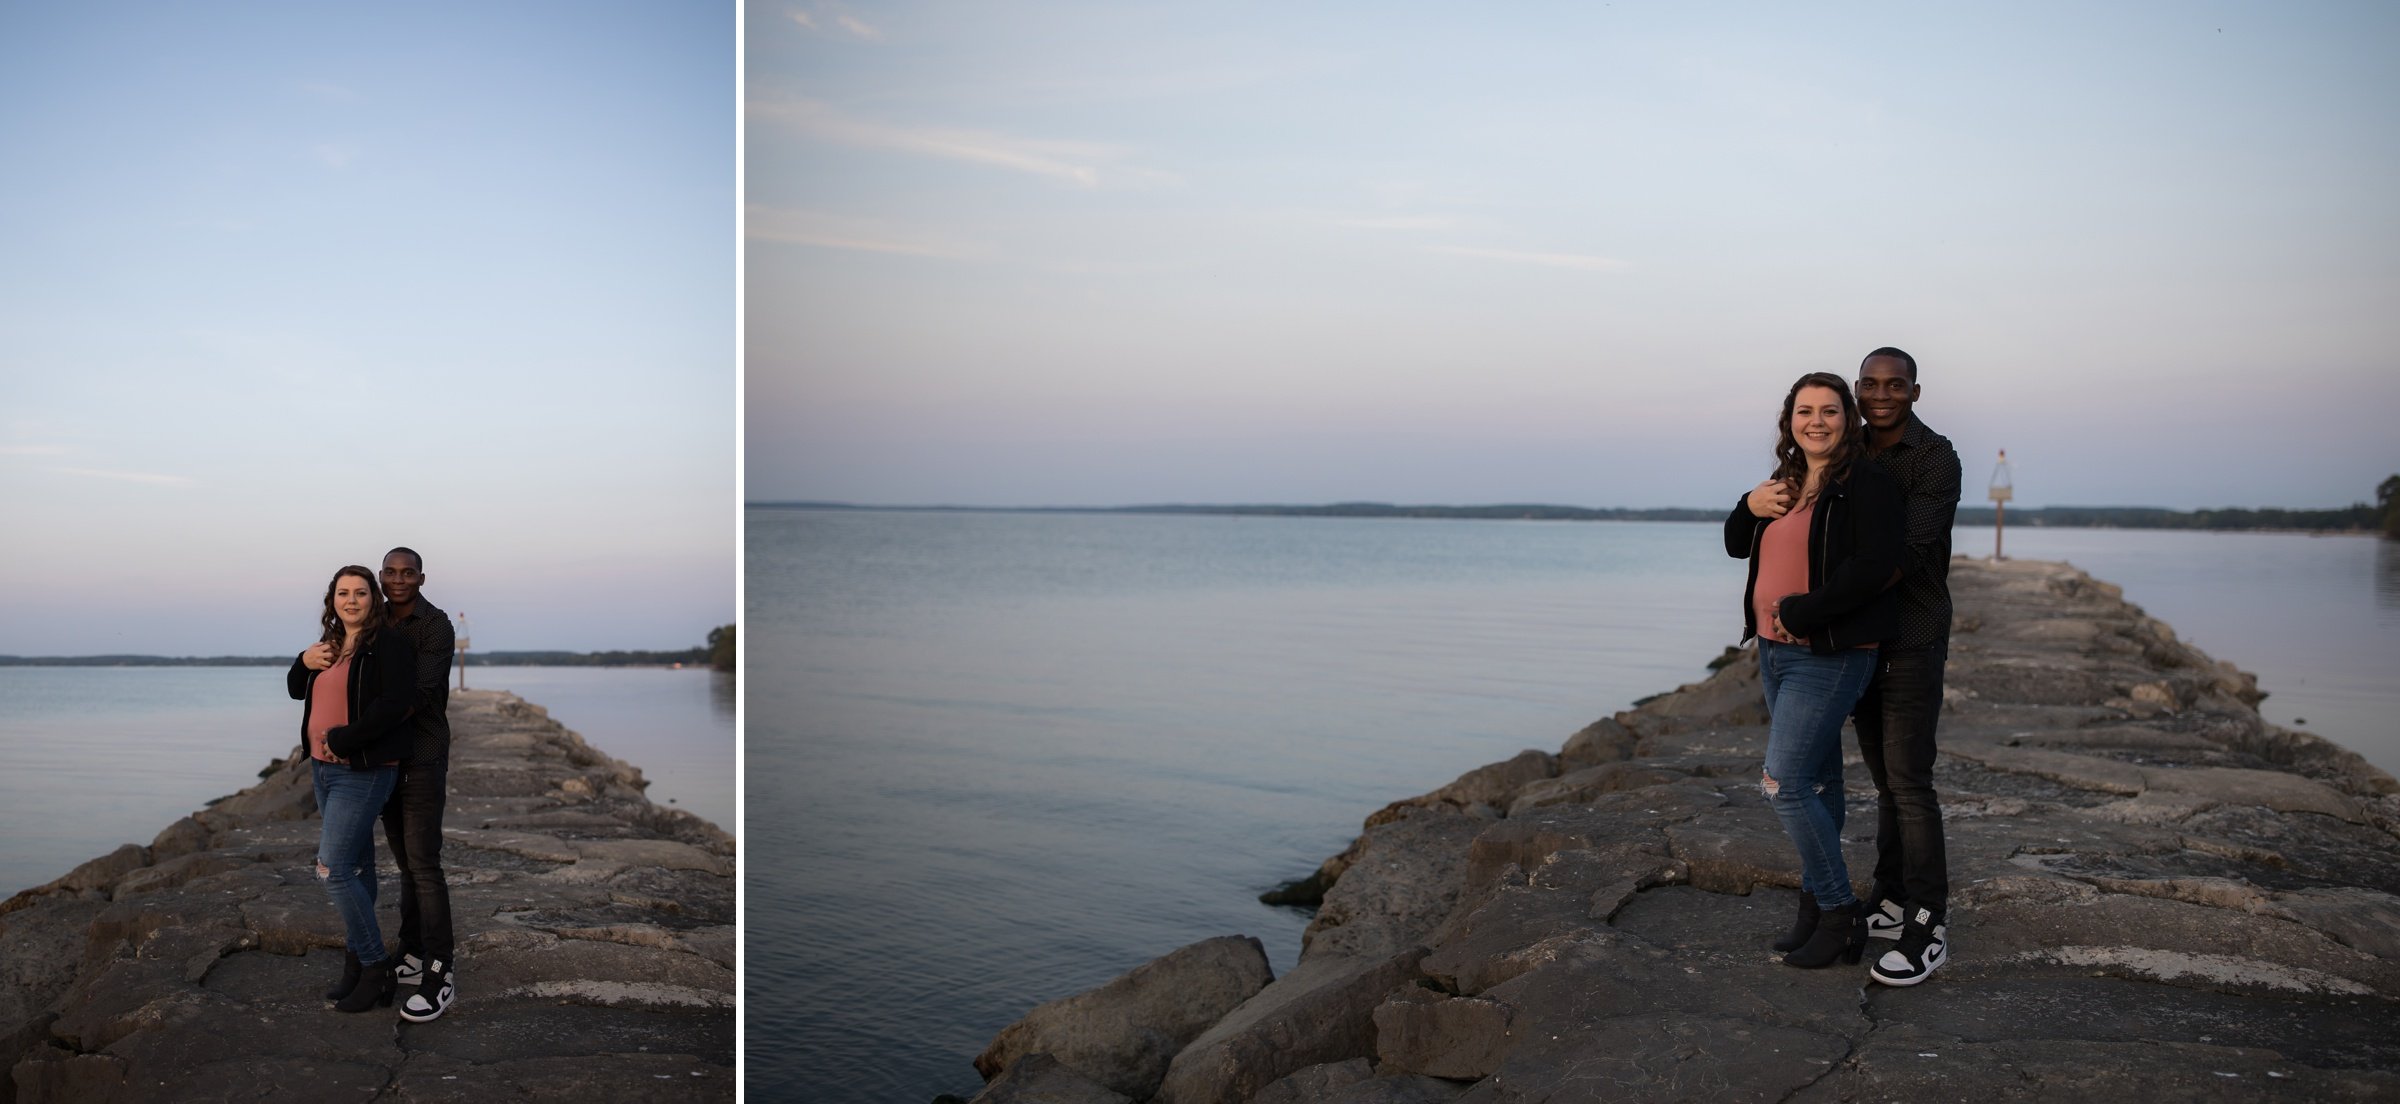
[302,642,334,671]
[1746,479,1793,519]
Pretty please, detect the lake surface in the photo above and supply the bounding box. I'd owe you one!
[749,508,2400,1103]
[0,665,733,895]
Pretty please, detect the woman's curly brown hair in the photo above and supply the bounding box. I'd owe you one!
[317,565,386,658]
[1769,371,1866,502]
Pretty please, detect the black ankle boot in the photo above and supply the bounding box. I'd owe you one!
[1783,901,1867,968]
[1772,891,1821,953]
[336,957,397,1013]
[323,949,362,1001]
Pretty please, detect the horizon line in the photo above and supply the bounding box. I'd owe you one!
[745,499,2377,515]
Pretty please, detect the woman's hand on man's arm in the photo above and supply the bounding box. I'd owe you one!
[1746,480,1793,519]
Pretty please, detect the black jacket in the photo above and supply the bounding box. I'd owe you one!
[288,631,419,769]
[386,598,455,763]
[1724,461,1906,654]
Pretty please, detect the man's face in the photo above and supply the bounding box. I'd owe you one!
[381,553,424,606]
[1856,355,1919,433]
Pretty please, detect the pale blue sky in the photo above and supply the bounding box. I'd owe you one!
[749,1,2399,511]
[0,3,733,655]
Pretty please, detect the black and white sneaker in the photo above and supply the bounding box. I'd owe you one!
[393,952,425,985]
[1865,898,1906,941]
[399,959,455,1023]
[1869,907,1947,986]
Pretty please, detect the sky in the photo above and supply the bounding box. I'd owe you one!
[748,1,2400,512]
[0,3,734,656]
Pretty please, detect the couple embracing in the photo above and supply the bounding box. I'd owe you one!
[286,548,459,1019]
[1726,347,1960,987]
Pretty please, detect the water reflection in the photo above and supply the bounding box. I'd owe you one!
[2379,538,2400,612]
[709,669,735,724]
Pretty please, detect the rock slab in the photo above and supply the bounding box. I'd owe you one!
[0,689,735,1103]
[983,557,2400,1102]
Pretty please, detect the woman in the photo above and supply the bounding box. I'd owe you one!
[287,565,418,1012]
[1724,372,1904,968]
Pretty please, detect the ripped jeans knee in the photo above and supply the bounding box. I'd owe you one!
[1760,768,1828,799]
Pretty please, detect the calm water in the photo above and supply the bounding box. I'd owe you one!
[751,508,2400,1104]
[0,666,733,895]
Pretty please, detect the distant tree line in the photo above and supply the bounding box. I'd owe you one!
[1116,503,1723,521]
[0,655,290,667]
[1955,503,2381,532]
[3,628,732,668]
[762,489,2400,534]
[462,649,709,667]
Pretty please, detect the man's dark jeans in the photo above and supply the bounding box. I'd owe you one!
[1852,644,1949,912]
[381,758,454,964]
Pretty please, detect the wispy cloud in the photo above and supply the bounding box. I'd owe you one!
[313,143,358,170]
[751,99,1175,189]
[48,466,195,487]
[1340,215,1456,231]
[300,81,357,102]
[1430,245,1626,272]
[747,206,988,259]
[787,5,880,41]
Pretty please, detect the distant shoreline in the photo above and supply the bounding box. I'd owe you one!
[0,651,718,669]
[752,500,2386,534]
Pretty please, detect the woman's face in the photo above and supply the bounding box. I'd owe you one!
[1790,384,1846,462]
[333,574,374,631]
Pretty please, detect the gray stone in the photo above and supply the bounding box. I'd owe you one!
[1325,1074,1472,1103]
[974,935,1273,1099]
[1454,1013,1850,1103]
[1504,763,1686,817]
[969,1053,1134,1104]
[146,817,211,862]
[1556,718,1637,771]
[1373,986,1514,1080]
[52,845,149,897]
[387,1051,735,1101]
[1369,751,1558,827]
[1802,1022,2400,1103]
[987,557,2400,1103]
[1305,812,1487,960]
[1154,948,1428,1104]
[1,689,732,1102]
[1252,1058,1373,1104]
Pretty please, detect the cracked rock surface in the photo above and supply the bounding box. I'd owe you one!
[973,558,2400,1103]
[1,690,733,1103]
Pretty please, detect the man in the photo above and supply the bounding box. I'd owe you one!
[312,547,457,1020]
[1850,347,1960,987]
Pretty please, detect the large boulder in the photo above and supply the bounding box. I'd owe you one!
[969,1053,1135,1104]
[1305,811,1488,960]
[1368,751,1558,826]
[974,935,1273,1100]
[1153,948,1428,1104]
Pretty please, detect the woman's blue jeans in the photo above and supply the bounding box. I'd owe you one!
[313,760,398,966]
[1758,641,1879,910]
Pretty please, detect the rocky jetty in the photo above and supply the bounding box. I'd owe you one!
[963,558,2400,1103]
[0,689,734,1103]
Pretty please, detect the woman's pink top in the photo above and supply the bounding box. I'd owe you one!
[1754,501,1814,644]
[307,653,353,763]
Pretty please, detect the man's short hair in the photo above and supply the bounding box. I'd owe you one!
[1863,346,1918,382]
[386,546,424,572]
